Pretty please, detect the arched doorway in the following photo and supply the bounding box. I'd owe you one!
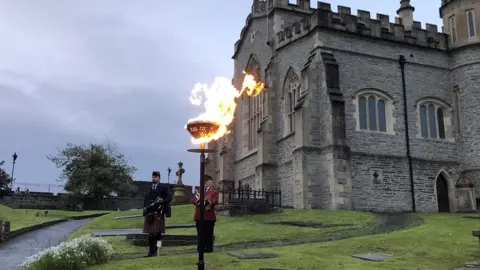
[436,174,450,212]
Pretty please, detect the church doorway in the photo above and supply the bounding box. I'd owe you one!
[436,174,450,212]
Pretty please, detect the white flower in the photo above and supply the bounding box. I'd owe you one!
[20,234,114,270]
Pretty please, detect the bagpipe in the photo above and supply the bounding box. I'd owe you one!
[194,188,212,210]
[143,196,171,224]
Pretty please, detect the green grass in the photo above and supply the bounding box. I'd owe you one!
[90,213,479,270]
[69,205,198,254]
[0,204,108,230]
[71,205,373,256]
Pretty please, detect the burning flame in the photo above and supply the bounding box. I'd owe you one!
[186,72,265,144]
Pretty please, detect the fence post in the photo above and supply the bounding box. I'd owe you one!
[278,190,282,208]
[0,220,4,242]
[4,221,10,234]
[240,187,243,205]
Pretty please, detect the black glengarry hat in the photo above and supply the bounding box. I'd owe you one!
[152,171,160,177]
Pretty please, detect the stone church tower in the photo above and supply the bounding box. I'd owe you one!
[207,0,479,212]
[440,0,480,203]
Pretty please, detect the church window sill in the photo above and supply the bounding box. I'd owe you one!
[355,129,395,136]
[415,136,455,143]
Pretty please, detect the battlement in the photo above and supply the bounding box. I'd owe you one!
[274,2,448,50]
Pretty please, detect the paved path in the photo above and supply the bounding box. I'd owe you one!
[0,218,93,270]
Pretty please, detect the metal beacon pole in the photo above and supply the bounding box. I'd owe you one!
[185,120,218,270]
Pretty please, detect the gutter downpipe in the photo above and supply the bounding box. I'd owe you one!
[399,55,416,213]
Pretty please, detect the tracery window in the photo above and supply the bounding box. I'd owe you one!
[356,90,392,133]
[283,68,301,135]
[245,56,264,150]
[418,101,448,139]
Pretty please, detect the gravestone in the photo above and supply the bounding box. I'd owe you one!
[352,253,392,261]
[265,220,353,228]
[228,252,279,259]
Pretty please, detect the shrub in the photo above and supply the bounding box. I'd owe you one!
[20,235,113,270]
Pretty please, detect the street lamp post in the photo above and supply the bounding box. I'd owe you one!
[10,152,17,190]
[185,120,219,270]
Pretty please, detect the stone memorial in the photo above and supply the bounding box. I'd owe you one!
[228,252,279,260]
[352,253,392,261]
[171,162,189,204]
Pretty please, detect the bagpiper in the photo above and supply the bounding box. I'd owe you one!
[143,171,171,257]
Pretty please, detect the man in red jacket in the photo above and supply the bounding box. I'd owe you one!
[192,174,218,253]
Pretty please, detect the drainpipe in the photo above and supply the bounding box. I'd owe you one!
[399,55,416,213]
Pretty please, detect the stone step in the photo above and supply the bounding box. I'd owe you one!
[126,234,215,247]
[91,225,195,237]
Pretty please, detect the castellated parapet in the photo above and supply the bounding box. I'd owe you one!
[275,2,448,50]
[233,1,449,56]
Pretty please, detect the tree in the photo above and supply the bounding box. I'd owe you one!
[0,164,11,198]
[48,139,137,198]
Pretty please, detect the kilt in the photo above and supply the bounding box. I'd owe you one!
[143,213,165,234]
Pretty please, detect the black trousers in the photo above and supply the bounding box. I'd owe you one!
[147,233,162,256]
[195,220,215,251]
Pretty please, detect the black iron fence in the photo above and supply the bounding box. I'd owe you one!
[218,187,281,208]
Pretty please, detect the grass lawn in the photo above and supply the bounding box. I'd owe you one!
[0,204,109,230]
[71,205,374,255]
[90,213,479,270]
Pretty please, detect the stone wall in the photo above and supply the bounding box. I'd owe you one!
[0,181,196,210]
[0,194,145,210]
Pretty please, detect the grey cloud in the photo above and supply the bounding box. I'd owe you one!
[0,0,250,190]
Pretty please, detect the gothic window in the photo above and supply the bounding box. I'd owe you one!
[452,86,461,133]
[467,10,476,38]
[417,99,449,140]
[356,90,392,133]
[450,16,457,43]
[283,68,301,135]
[245,55,264,150]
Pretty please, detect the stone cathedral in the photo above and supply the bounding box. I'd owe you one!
[205,0,479,212]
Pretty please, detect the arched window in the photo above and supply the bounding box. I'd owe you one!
[283,68,301,135]
[449,16,457,43]
[245,55,264,150]
[355,90,392,133]
[467,10,476,38]
[418,100,449,139]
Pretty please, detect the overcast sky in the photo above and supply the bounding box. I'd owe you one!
[0,0,441,192]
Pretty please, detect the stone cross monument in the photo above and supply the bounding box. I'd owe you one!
[176,162,185,185]
[172,162,189,204]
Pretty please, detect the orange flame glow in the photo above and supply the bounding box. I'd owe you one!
[186,72,265,144]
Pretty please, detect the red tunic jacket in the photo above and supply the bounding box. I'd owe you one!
[192,187,218,221]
